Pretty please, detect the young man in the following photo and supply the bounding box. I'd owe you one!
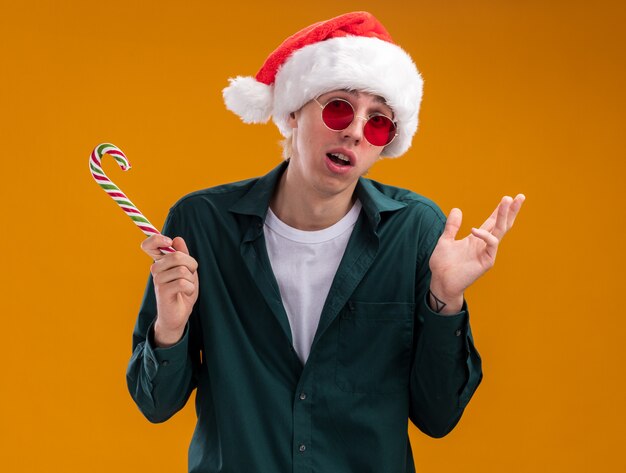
[127,11,525,473]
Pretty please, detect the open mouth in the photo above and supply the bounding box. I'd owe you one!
[327,152,352,166]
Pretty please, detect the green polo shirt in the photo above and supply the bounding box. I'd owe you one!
[126,160,483,473]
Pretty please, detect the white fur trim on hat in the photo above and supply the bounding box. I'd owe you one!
[223,76,274,123]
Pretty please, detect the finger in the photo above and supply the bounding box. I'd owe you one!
[506,194,526,229]
[153,265,196,285]
[441,208,462,240]
[157,278,197,298]
[141,234,174,260]
[479,205,499,232]
[470,227,499,259]
[172,236,190,256]
[480,193,527,233]
[491,196,513,240]
[152,246,199,273]
[152,253,199,276]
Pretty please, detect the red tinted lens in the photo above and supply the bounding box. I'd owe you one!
[321,99,354,130]
[363,115,397,146]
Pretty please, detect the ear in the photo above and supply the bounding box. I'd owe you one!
[287,111,298,129]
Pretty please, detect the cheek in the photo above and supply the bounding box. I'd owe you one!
[295,118,328,150]
[292,128,315,161]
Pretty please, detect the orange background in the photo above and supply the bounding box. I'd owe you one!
[1,1,625,471]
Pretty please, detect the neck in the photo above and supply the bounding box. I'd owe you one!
[270,161,357,231]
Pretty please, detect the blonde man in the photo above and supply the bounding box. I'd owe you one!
[128,11,525,473]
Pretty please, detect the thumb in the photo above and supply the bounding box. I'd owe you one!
[441,208,462,240]
[172,236,190,255]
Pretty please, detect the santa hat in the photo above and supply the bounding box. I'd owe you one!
[222,11,423,158]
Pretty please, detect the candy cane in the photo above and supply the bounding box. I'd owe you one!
[89,143,176,254]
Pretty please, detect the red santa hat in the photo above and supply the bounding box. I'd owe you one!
[222,11,424,158]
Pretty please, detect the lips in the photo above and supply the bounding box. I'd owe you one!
[323,148,357,176]
[326,148,356,166]
[327,152,351,166]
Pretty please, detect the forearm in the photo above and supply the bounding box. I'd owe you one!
[126,320,196,423]
[409,294,483,438]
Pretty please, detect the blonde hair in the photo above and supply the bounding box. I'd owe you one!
[280,134,293,161]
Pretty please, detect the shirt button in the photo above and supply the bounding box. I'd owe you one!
[299,392,307,400]
[161,360,170,366]
[299,444,306,452]
[455,329,462,337]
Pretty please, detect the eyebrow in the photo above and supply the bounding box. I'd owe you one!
[344,89,387,104]
[327,89,394,119]
[319,89,395,119]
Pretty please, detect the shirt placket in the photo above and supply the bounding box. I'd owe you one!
[292,379,312,472]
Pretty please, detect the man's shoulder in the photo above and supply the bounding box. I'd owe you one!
[168,175,261,213]
[365,178,447,223]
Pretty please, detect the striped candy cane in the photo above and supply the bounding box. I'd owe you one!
[90,143,176,254]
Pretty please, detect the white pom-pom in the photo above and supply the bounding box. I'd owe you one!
[222,76,273,123]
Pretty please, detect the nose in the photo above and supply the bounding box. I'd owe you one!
[342,114,368,144]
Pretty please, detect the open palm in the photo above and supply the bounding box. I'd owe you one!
[429,194,526,297]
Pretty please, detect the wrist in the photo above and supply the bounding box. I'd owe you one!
[153,320,185,348]
[428,285,464,315]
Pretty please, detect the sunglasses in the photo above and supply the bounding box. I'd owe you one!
[313,98,398,147]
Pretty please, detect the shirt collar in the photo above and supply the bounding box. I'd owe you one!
[229,160,407,229]
[228,160,288,219]
[355,175,407,228]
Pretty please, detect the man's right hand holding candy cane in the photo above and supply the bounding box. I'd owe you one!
[141,234,199,348]
[89,143,199,348]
